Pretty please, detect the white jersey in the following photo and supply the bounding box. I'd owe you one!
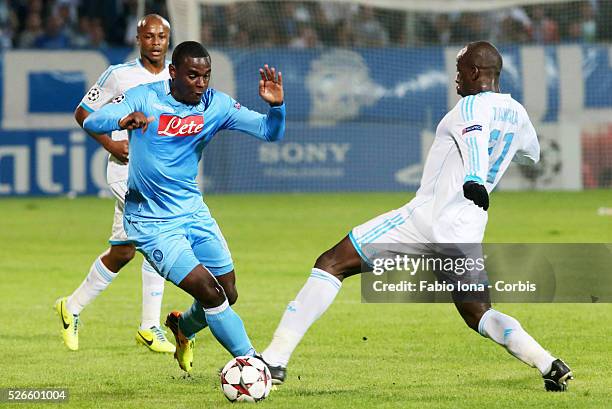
[409,92,540,243]
[79,58,170,184]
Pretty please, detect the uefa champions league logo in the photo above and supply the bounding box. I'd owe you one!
[111,94,125,104]
[85,86,101,103]
[519,135,562,186]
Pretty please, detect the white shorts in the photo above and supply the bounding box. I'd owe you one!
[108,180,130,245]
[107,155,129,185]
[349,201,485,267]
[349,204,432,265]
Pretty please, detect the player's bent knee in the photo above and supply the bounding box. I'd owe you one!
[314,250,344,279]
[455,302,490,332]
[226,287,238,306]
[196,281,227,308]
[464,315,481,332]
[219,279,238,305]
[102,245,136,271]
[313,237,361,281]
[179,265,228,308]
[314,250,335,271]
[109,245,136,263]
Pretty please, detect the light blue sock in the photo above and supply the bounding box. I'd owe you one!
[179,299,208,339]
[205,300,254,357]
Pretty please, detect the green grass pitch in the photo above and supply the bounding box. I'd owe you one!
[0,190,610,408]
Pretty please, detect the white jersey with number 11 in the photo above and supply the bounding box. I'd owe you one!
[411,91,540,243]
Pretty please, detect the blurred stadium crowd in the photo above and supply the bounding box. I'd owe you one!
[0,0,610,49]
[0,0,166,49]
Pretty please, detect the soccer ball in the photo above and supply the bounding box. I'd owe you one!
[220,356,272,403]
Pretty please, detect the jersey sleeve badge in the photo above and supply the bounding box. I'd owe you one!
[111,94,126,104]
[85,86,101,103]
[462,124,482,135]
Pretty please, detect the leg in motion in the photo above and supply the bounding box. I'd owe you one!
[56,244,135,351]
[262,235,362,383]
[177,271,238,340]
[136,259,175,353]
[166,266,253,373]
[457,302,573,391]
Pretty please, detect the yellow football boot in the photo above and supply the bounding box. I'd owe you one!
[165,311,194,373]
[136,326,176,353]
[54,297,79,351]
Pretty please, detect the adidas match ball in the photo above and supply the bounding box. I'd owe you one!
[220,356,272,402]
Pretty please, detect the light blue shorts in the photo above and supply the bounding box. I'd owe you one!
[124,208,234,285]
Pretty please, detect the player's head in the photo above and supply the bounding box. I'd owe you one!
[455,41,502,97]
[169,41,212,105]
[136,14,170,65]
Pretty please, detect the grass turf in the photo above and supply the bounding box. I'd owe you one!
[0,190,610,408]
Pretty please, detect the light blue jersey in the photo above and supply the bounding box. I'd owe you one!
[84,78,283,358]
[84,79,286,222]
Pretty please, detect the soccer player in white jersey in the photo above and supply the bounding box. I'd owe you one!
[262,41,573,391]
[54,14,174,353]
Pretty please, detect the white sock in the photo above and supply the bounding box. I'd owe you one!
[479,309,555,374]
[263,268,341,367]
[140,259,165,329]
[66,256,118,315]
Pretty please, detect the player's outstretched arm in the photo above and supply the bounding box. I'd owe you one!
[220,64,285,142]
[259,64,283,106]
[75,106,129,164]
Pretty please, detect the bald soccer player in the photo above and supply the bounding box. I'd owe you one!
[262,41,573,392]
[55,15,175,353]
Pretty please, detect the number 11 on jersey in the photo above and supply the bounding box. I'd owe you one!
[487,129,514,184]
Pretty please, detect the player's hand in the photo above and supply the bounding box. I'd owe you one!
[259,64,284,106]
[105,139,129,164]
[463,181,489,211]
[119,112,154,132]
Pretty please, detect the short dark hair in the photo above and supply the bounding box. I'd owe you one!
[171,41,211,68]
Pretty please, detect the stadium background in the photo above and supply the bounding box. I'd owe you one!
[0,0,611,195]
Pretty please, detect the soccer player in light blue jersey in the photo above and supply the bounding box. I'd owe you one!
[83,41,285,373]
